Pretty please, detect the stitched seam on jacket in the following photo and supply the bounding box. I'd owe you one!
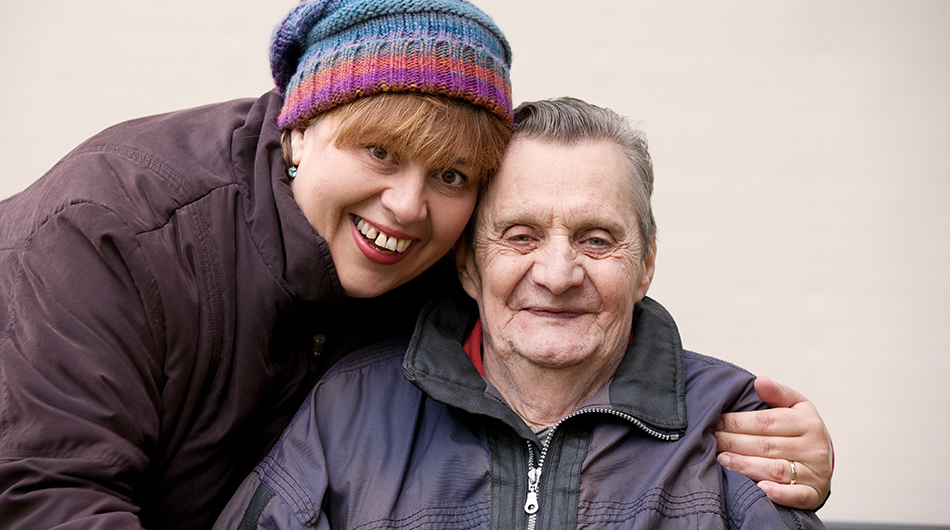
[578,489,726,523]
[256,455,318,526]
[349,501,491,530]
[728,480,771,528]
[169,193,225,376]
[57,145,197,201]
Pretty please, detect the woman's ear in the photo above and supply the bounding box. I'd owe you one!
[289,127,306,166]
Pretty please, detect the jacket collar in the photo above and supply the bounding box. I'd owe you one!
[403,283,688,440]
[234,90,345,309]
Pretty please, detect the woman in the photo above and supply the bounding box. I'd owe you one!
[0,1,829,529]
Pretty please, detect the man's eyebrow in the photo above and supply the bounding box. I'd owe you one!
[487,208,540,228]
[575,217,627,233]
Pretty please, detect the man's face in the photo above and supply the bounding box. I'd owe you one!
[459,136,655,373]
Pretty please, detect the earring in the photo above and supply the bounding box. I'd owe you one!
[287,165,298,179]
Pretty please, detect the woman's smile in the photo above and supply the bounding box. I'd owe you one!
[352,215,416,265]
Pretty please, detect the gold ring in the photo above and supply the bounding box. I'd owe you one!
[789,460,798,485]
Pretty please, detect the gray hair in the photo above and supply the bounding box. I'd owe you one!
[509,97,656,253]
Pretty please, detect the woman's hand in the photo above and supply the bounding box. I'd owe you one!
[715,376,834,510]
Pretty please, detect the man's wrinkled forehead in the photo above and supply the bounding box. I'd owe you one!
[472,137,638,232]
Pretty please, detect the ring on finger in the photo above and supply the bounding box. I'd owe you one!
[788,460,798,485]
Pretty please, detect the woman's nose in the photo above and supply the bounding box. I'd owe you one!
[380,170,428,225]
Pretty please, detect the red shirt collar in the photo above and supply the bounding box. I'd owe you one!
[462,319,485,376]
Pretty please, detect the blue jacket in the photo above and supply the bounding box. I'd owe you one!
[215,285,823,529]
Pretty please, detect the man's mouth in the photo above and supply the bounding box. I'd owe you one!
[527,308,585,319]
[354,215,413,253]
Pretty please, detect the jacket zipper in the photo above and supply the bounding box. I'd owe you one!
[525,443,541,530]
[522,407,681,528]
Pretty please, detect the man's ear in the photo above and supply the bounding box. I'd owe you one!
[634,235,657,302]
[455,238,480,301]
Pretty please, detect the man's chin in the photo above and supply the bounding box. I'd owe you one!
[513,339,601,370]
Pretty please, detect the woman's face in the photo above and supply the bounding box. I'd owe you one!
[289,114,480,298]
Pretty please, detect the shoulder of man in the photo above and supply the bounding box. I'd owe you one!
[682,350,765,413]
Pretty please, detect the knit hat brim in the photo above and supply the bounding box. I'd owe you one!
[271,0,513,129]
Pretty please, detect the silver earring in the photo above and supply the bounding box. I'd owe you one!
[287,165,298,179]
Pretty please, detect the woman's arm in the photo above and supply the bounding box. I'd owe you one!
[715,376,834,510]
[0,202,163,530]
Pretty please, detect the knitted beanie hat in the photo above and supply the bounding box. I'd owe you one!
[270,0,513,130]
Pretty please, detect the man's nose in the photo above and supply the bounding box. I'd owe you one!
[380,170,428,225]
[531,240,584,295]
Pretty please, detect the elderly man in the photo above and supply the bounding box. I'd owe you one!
[215,98,825,529]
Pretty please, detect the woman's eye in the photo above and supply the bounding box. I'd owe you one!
[368,146,393,161]
[437,169,467,187]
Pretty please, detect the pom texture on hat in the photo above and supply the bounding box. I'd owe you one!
[271,0,513,129]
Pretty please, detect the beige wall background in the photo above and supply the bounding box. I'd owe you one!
[2,0,948,525]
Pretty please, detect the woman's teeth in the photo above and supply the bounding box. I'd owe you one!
[356,217,412,253]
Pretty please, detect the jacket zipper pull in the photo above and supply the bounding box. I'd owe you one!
[524,465,541,514]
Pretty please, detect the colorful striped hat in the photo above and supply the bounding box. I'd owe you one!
[270,0,513,130]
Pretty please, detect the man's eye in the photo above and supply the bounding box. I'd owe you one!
[368,146,393,161]
[580,234,614,250]
[507,233,536,244]
[438,169,467,187]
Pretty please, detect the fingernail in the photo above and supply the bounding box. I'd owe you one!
[717,453,731,467]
